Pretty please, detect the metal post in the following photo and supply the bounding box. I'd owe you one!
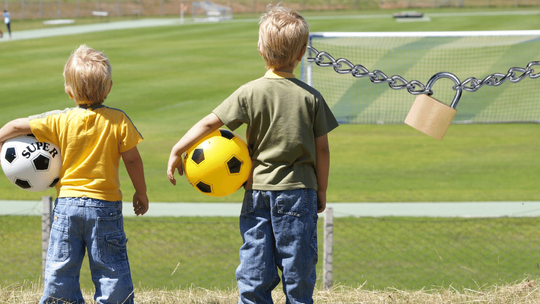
[322,207,333,290]
[58,0,61,18]
[21,0,24,20]
[42,196,53,281]
[306,38,313,86]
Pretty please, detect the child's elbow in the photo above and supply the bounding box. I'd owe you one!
[316,144,330,156]
[122,147,143,164]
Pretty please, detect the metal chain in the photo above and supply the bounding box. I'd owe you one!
[306,46,540,97]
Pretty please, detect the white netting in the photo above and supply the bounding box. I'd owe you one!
[302,31,540,124]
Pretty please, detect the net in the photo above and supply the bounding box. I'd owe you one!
[301,31,540,124]
[192,1,232,22]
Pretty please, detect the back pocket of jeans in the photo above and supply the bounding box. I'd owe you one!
[97,214,128,264]
[276,190,308,217]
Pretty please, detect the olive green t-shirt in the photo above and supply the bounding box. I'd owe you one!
[212,70,338,191]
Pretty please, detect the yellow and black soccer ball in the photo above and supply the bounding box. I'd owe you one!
[183,129,251,197]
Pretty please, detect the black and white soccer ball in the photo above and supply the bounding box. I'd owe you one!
[1,135,62,192]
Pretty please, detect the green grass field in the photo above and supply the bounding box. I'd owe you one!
[1,7,540,294]
[1,8,540,202]
[3,215,540,291]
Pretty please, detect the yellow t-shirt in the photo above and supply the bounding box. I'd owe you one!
[29,105,143,201]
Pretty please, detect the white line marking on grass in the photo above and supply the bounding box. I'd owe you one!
[0,19,184,43]
[2,200,540,218]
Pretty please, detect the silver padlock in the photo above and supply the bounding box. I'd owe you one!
[404,72,463,141]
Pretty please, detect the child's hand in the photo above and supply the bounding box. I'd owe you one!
[167,158,184,185]
[133,192,149,216]
[317,190,326,213]
[167,113,224,186]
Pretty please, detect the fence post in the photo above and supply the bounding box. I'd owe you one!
[322,207,333,290]
[42,196,53,281]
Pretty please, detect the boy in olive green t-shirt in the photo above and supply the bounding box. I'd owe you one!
[167,5,338,303]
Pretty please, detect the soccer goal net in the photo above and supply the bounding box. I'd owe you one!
[192,1,232,22]
[301,31,540,124]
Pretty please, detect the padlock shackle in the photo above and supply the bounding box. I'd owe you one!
[425,72,463,109]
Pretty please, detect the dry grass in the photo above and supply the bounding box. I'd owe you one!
[2,280,540,303]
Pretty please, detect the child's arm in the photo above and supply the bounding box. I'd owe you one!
[315,134,331,213]
[122,146,149,216]
[0,118,32,149]
[167,113,224,185]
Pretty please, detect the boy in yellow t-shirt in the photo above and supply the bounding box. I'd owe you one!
[0,44,148,304]
[167,5,338,303]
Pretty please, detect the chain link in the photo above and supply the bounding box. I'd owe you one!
[306,46,540,97]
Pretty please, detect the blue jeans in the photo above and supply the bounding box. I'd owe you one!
[40,197,134,304]
[236,189,319,304]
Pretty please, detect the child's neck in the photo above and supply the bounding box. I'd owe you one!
[272,66,295,74]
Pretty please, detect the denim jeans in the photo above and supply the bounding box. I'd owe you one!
[236,189,319,304]
[39,197,134,304]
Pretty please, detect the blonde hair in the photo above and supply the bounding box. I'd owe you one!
[63,45,112,106]
[258,4,309,70]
